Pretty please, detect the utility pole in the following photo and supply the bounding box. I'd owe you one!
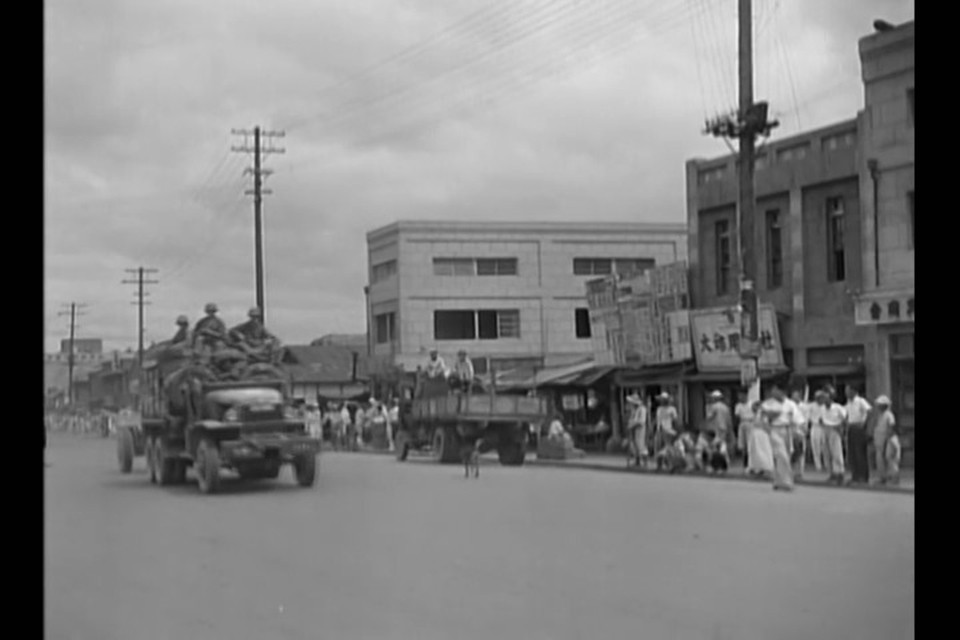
[123,267,159,373]
[58,302,87,405]
[232,126,285,325]
[704,0,778,394]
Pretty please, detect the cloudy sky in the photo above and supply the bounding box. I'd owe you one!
[45,0,914,353]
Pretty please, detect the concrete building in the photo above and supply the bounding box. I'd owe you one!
[365,220,687,377]
[685,20,913,460]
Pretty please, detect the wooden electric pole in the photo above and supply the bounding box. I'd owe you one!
[704,0,778,390]
[58,302,87,405]
[232,126,285,325]
[123,267,159,373]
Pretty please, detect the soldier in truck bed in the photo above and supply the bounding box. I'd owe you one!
[193,303,227,351]
[229,307,281,363]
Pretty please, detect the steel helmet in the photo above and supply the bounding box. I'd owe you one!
[176,315,189,325]
[248,307,262,318]
[204,303,218,314]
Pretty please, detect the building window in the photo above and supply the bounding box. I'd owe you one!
[908,191,914,249]
[776,142,810,162]
[375,312,395,344]
[434,309,520,340]
[371,260,397,284]
[716,220,732,295]
[756,154,768,170]
[476,258,518,276]
[575,308,592,339]
[574,258,653,276]
[826,197,846,282]
[823,130,856,151]
[433,258,475,276]
[765,209,783,289]
[698,166,726,184]
[907,88,914,125]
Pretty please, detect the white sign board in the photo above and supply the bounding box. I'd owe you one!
[690,304,783,371]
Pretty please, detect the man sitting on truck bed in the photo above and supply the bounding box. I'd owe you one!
[193,303,227,353]
[425,349,448,380]
[450,350,475,392]
[229,307,282,364]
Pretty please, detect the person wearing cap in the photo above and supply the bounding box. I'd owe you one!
[171,315,192,346]
[625,391,648,467]
[813,387,847,485]
[193,303,227,351]
[425,349,448,379]
[844,385,872,484]
[230,307,281,362]
[654,392,680,452]
[872,395,898,484]
[703,390,732,449]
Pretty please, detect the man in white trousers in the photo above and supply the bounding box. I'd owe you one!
[761,385,796,492]
[813,388,847,485]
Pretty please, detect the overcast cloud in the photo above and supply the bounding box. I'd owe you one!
[44,0,914,353]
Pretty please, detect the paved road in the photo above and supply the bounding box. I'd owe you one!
[46,434,914,640]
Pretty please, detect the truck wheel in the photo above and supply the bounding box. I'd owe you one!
[293,454,317,487]
[172,460,188,485]
[395,432,410,461]
[145,438,156,483]
[432,426,461,464]
[498,441,526,466]
[195,439,221,494]
[154,440,176,486]
[117,428,134,474]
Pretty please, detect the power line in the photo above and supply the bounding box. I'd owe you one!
[57,302,88,405]
[122,267,159,373]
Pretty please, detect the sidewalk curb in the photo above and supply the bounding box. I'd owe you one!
[526,459,915,495]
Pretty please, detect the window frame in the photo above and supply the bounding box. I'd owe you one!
[374,312,395,344]
[433,258,475,277]
[371,260,397,284]
[826,196,846,282]
[574,308,592,339]
[433,309,520,341]
[765,209,784,289]
[476,258,518,276]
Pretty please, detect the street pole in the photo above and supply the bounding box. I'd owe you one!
[123,267,159,373]
[232,126,285,325]
[58,302,87,406]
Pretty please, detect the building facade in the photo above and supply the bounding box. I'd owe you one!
[685,20,913,461]
[365,220,687,376]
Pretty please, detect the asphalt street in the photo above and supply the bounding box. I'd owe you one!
[45,434,914,640]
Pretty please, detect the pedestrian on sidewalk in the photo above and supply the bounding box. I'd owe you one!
[809,392,828,473]
[625,392,648,467]
[883,418,903,487]
[654,392,680,452]
[844,385,872,485]
[744,399,774,478]
[704,390,732,451]
[813,388,847,485]
[734,390,754,467]
[872,395,898,485]
[789,389,811,481]
[761,386,796,492]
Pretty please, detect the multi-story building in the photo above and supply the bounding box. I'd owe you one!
[685,20,913,460]
[365,220,687,377]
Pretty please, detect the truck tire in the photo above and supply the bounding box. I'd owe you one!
[145,437,156,483]
[498,440,526,466]
[172,460,188,485]
[117,428,134,474]
[395,432,410,461]
[432,426,460,464]
[293,454,317,487]
[195,439,221,494]
[154,440,177,486]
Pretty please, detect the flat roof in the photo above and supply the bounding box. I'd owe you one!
[367,219,688,242]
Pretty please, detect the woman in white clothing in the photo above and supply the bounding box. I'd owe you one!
[745,400,774,477]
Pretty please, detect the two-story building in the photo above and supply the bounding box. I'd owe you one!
[685,20,913,461]
[365,220,687,378]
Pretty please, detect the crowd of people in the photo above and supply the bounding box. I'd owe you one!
[45,408,118,438]
[295,398,402,452]
[622,383,903,490]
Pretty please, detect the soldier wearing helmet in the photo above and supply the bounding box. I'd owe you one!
[171,315,192,346]
[192,303,227,352]
[229,307,280,363]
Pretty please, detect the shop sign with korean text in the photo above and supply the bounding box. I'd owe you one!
[690,304,783,371]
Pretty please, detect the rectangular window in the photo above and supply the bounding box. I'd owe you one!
[765,209,783,289]
[698,166,726,185]
[826,197,846,282]
[907,88,914,125]
[371,260,397,284]
[716,220,732,295]
[375,312,395,344]
[776,142,810,162]
[434,310,476,340]
[433,258,475,276]
[823,130,856,151]
[573,258,612,276]
[575,308,592,339]
[434,309,519,340]
[614,258,655,276]
[476,258,518,276]
[908,191,914,249]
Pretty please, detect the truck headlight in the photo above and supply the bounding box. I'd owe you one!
[224,408,239,422]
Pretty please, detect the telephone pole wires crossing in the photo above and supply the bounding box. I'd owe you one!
[123,267,159,373]
[57,302,88,406]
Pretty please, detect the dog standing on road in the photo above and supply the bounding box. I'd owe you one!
[462,439,481,478]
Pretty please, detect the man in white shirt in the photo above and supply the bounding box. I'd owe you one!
[655,392,680,450]
[844,385,872,485]
[789,390,810,480]
[387,399,400,452]
[625,392,648,467]
[812,388,847,485]
[760,385,796,492]
[452,350,475,392]
[425,349,449,380]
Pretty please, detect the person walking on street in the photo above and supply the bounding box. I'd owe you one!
[813,388,847,485]
[883,419,903,486]
[704,390,733,451]
[734,390,754,467]
[808,389,828,472]
[760,385,796,492]
[844,385,872,485]
[654,392,680,453]
[872,395,898,485]
[625,392,648,467]
[789,389,810,481]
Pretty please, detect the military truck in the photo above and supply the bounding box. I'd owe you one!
[115,347,319,493]
[393,375,549,466]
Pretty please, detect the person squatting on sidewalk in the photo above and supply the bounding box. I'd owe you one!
[844,385,872,485]
[813,388,847,485]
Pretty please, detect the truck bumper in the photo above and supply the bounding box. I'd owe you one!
[220,436,320,463]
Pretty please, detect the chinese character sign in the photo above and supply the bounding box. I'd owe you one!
[690,305,783,371]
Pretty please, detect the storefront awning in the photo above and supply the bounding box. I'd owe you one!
[614,362,696,386]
